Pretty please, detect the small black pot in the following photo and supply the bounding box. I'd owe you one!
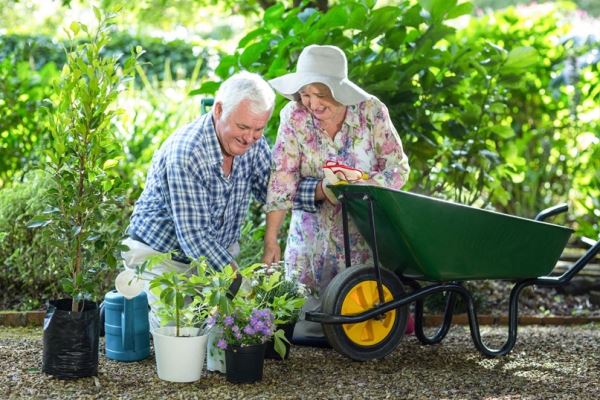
[225,343,267,384]
[265,323,295,360]
[42,299,100,379]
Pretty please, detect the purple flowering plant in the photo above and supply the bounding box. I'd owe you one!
[203,262,296,358]
[208,304,276,349]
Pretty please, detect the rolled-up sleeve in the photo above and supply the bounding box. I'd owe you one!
[292,177,320,212]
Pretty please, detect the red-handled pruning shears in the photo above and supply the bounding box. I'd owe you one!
[323,160,369,183]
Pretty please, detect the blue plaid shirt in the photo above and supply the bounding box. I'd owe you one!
[129,113,271,270]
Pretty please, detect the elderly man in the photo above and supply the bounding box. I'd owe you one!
[122,71,275,328]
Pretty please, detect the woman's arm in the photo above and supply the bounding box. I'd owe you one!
[262,209,287,265]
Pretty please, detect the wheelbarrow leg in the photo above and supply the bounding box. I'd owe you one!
[404,278,523,356]
[462,280,531,357]
[404,278,458,345]
[416,290,458,345]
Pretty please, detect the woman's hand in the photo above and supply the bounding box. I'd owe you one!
[263,209,287,265]
[262,240,281,265]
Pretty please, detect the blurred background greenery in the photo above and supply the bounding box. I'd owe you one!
[0,0,598,309]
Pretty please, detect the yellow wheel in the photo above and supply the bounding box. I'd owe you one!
[322,266,407,361]
[340,281,396,346]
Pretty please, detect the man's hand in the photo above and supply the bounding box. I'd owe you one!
[262,241,281,265]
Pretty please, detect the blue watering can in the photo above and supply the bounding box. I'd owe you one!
[104,290,150,362]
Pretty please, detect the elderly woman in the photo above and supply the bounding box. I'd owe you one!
[262,45,411,342]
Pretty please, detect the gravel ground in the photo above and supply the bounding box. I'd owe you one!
[2,324,599,399]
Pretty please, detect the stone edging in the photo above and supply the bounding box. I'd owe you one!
[1,311,598,328]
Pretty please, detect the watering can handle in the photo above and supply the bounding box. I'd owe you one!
[122,298,135,351]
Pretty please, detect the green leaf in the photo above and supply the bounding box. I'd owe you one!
[60,277,74,294]
[489,102,508,114]
[215,55,236,79]
[93,6,101,22]
[102,159,118,170]
[238,28,267,48]
[273,329,289,359]
[419,0,456,21]
[318,5,348,28]
[503,46,538,71]
[189,81,220,96]
[239,42,268,68]
[347,6,367,30]
[264,3,285,24]
[27,216,52,229]
[70,22,80,36]
[365,6,402,39]
[446,2,473,19]
[490,125,515,138]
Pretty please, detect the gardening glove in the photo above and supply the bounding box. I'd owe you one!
[321,161,369,205]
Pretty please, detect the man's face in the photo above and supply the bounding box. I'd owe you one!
[214,100,270,157]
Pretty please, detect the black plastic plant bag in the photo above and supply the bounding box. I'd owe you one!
[42,299,100,378]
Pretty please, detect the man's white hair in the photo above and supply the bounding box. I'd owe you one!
[214,71,275,121]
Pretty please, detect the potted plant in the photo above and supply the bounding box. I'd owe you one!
[208,296,277,384]
[138,254,212,383]
[253,263,306,360]
[27,9,141,379]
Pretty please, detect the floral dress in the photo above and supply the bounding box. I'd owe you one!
[265,96,410,295]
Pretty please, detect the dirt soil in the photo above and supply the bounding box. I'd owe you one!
[1,325,599,399]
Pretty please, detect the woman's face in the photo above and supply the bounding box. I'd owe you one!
[298,83,345,123]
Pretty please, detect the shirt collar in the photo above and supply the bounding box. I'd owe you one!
[344,103,361,129]
[202,113,224,165]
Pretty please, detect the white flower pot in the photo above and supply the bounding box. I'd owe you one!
[152,327,208,382]
[206,328,226,373]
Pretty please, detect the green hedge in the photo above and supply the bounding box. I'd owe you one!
[0,32,211,84]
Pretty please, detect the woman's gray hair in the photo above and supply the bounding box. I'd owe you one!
[214,71,275,121]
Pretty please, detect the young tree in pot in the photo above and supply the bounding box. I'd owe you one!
[139,255,213,383]
[27,9,141,378]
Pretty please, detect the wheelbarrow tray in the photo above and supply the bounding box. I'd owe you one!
[332,185,573,281]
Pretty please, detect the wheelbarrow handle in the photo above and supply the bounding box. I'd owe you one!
[581,236,598,248]
[534,203,568,221]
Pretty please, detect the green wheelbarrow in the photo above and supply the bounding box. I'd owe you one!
[306,185,600,360]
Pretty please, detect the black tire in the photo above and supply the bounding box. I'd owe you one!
[322,266,407,361]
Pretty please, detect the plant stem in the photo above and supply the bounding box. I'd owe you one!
[175,285,180,337]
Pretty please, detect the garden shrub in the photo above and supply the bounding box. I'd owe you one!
[456,4,600,235]
[0,172,62,309]
[0,56,58,188]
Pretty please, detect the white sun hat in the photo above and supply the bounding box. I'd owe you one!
[269,45,371,106]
